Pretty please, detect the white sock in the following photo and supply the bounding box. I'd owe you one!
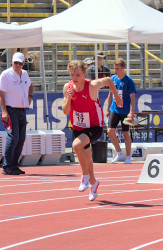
[82,174,90,180]
[117,152,123,156]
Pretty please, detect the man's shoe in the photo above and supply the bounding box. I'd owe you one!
[79,175,90,192]
[2,168,20,175]
[111,152,124,163]
[89,179,99,201]
[16,168,25,174]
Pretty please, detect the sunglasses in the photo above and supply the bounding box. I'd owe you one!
[14,61,23,66]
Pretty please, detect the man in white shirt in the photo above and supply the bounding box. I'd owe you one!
[0,52,33,175]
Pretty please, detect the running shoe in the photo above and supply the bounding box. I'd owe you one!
[89,179,99,201]
[79,175,90,192]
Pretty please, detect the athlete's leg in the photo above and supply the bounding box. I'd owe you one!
[84,146,95,185]
[123,131,132,156]
[107,127,121,152]
[72,133,90,176]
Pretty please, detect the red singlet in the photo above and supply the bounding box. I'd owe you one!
[69,79,104,131]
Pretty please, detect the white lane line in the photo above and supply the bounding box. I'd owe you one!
[0,187,163,208]
[97,175,139,179]
[0,194,163,210]
[95,169,142,173]
[0,187,78,196]
[0,179,82,188]
[0,176,139,189]
[0,182,147,197]
[1,213,163,250]
[130,238,163,250]
[0,183,163,198]
[0,168,142,181]
[0,182,135,196]
[0,195,163,223]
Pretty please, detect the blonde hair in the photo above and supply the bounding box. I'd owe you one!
[114,58,126,68]
[67,60,87,73]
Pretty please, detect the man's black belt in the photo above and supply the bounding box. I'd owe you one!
[6,106,27,111]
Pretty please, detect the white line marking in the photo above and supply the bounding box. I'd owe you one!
[0,180,136,192]
[0,194,163,223]
[0,188,163,208]
[1,182,162,198]
[0,189,162,208]
[1,213,163,250]
[0,176,138,188]
[0,179,82,188]
[130,238,163,250]
[0,168,141,181]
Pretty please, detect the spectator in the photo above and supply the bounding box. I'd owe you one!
[0,52,33,175]
[10,22,28,62]
[86,50,111,80]
[154,0,163,12]
[84,57,95,79]
[106,58,136,164]
[62,60,122,201]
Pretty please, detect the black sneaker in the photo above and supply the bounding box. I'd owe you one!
[16,168,25,175]
[2,168,20,175]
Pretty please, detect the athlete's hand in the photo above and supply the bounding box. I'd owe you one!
[67,86,76,100]
[127,113,136,123]
[1,111,9,123]
[115,95,123,108]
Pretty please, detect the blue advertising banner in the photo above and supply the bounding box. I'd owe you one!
[0,90,162,147]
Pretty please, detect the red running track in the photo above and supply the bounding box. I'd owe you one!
[0,163,163,250]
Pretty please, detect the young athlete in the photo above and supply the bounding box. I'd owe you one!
[62,60,122,201]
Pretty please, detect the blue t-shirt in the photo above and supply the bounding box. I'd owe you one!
[110,74,136,115]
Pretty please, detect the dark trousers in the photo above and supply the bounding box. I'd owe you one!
[3,106,27,169]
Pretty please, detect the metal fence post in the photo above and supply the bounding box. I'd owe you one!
[72,44,77,60]
[6,49,11,69]
[127,42,130,76]
[52,43,57,91]
[140,44,145,89]
[160,44,163,87]
[104,43,108,68]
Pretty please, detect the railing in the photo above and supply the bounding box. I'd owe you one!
[131,42,163,76]
[7,0,10,23]
[52,0,71,15]
[6,0,71,23]
[6,0,30,23]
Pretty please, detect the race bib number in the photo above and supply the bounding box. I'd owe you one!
[73,111,90,128]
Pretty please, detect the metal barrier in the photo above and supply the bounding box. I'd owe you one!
[52,0,71,15]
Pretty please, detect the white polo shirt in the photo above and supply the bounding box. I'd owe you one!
[0,67,31,108]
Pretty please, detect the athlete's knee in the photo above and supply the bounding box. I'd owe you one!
[72,139,82,153]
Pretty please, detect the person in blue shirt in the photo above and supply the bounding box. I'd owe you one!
[106,58,136,164]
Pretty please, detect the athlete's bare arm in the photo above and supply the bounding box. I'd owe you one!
[89,77,123,108]
[62,83,74,115]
